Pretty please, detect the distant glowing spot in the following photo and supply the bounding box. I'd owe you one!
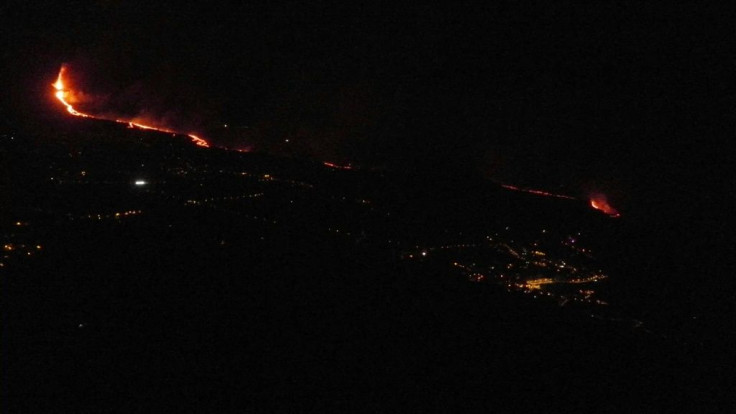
[134,180,147,186]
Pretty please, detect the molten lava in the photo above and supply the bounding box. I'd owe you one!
[589,194,621,218]
[323,161,353,170]
[53,66,90,118]
[500,183,621,217]
[500,184,576,200]
[52,65,209,148]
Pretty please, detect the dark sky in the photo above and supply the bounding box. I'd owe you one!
[1,2,732,216]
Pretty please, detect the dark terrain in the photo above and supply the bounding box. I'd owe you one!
[1,119,729,412]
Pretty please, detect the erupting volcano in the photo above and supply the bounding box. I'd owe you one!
[500,184,622,217]
[52,65,209,148]
[589,193,620,218]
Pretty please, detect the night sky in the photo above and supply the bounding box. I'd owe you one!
[1,2,732,223]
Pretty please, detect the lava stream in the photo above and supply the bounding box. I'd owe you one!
[501,183,621,217]
[323,161,353,170]
[53,66,90,118]
[52,65,209,148]
[500,184,576,200]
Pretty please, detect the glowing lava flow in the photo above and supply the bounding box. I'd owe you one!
[589,194,621,218]
[501,183,621,217]
[53,66,90,118]
[52,65,209,148]
[500,184,576,200]
[323,161,353,170]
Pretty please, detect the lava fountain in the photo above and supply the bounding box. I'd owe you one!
[53,66,91,118]
[52,65,209,148]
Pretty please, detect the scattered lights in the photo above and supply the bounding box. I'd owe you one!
[74,210,143,221]
[400,230,611,309]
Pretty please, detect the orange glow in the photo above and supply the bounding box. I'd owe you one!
[187,134,209,148]
[52,65,209,148]
[500,184,576,200]
[323,161,353,170]
[53,66,91,118]
[589,194,620,218]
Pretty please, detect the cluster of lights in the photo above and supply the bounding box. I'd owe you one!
[68,210,143,221]
[402,228,611,307]
[1,243,43,269]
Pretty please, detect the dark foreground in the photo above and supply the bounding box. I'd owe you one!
[1,125,730,412]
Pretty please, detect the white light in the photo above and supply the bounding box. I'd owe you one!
[134,180,147,186]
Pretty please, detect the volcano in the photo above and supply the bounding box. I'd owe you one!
[53,65,209,148]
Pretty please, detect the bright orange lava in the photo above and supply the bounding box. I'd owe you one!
[501,183,621,217]
[589,194,621,218]
[53,66,90,118]
[52,65,209,148]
